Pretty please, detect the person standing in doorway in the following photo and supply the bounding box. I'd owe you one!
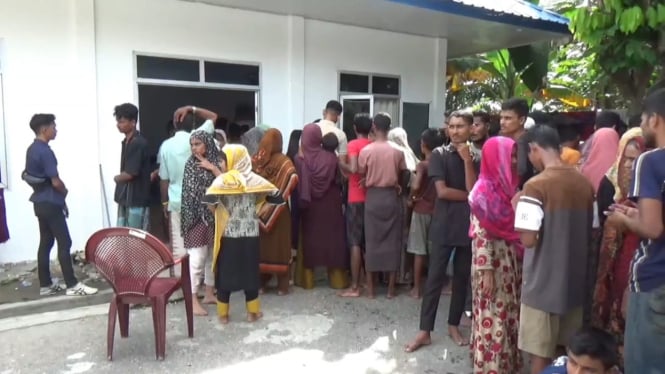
[113,103,151,230]
[159,106,217,259]
[25,114,98,296]
[358,113,407,299]
[317,100,348,161]
[471,111,491,153]
[405,111,478,352]
[514,124,593,374]
[338,114,373,298]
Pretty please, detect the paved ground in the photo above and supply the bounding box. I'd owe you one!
[0,287,472,374]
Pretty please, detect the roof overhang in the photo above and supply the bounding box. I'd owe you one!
[181,0,570,57]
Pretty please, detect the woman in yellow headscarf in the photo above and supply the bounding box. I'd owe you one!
[205,144,281,324]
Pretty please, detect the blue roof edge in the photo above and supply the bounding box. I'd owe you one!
[385,0,571,35]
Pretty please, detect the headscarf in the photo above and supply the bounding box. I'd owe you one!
[468,136,523,258]
[252,129,299,231]
[295,123,338,204]
[388,127,419,171]
[180,130,222,237]
[605,127,644,202]
[581,128,620,193]
[206,144,278,270]
[240,127,266,156]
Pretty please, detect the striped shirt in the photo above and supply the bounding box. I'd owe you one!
[628,149,665,292]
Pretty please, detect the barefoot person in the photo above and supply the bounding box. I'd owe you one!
[338,114,373,298]
[206,144,282,324]
[181,130,226,316]
[358,113,407,299]
[252,129,299,295]
[405,111,478,351]
[407,129,444,298]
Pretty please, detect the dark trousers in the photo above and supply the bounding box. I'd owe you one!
[34,202,77,288]
[419,243,471,331]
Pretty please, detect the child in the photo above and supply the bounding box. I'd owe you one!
[540,328,621,374]
[322,133,339,153]
[407,129,444,299]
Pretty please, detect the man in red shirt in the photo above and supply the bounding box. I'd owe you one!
[338,114,373,297]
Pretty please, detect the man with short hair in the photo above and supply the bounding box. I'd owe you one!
[338,113,373,298]
[113,103,152,229]
[405,111,478,352]
[25,114,98,296]
[540,328,620,374]
[500,98,534,188]
[471,110,490,152]
[607,88,665,373]
[514,124,594,374]
[317,100,348,161]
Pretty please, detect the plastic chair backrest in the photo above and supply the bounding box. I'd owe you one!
[85,228,174,296]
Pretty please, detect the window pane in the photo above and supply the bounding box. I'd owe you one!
[372,76,400,95]
[340,73,369,93]
[204,61,259,86]
[136,55,199,81]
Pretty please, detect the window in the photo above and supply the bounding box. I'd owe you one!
[204,61,259,86]
[339,73,369,93]
[372,76,400,95]
[136,55,200,82]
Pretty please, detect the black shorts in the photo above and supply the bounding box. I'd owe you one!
[346,202,365,248]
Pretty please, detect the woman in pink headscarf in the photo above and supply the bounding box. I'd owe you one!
[468,136,523,373]
[579,127,619,325]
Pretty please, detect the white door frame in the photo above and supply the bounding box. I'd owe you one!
[339,94,374,130]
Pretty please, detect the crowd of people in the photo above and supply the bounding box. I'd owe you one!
[22,87,665,373]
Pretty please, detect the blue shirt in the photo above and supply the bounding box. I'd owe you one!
[158,120,214,213]
[25,139,65,207]
[628,148,665,292]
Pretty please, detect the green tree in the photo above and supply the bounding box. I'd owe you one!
[569,0,665,112]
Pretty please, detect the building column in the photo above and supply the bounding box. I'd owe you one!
[286,15,305,142]
[431,37,447,128]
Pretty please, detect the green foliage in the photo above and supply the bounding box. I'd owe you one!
[569,0,665,111]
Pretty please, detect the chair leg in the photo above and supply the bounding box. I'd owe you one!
[118,301,130,338]
[151,297,167,360]
[182,282,194,338]
[107,298,117,361]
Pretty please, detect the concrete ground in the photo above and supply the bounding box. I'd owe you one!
[0,287,472,374]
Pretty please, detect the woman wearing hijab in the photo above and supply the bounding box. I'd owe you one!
[252,129,299,295]
[241,126,266,156]
[205,144,281,324]
[388,127,419,285]
[468,136,523,373]
[295,124,348,289]
[580,127,620,324]
[181,130,226,316]
[593,128,645,363]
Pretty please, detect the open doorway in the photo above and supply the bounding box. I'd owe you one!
[137,84,257,241]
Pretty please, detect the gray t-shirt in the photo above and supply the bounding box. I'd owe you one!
[515,166,594,314]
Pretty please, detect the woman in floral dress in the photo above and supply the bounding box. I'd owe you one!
[468,136,523,373]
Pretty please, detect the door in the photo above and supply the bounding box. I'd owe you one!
[340,94,373,141]
[402,102,430,157]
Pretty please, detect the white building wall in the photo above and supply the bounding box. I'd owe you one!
[0,0,447,263]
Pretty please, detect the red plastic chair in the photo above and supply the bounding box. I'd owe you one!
[85,227,194,361]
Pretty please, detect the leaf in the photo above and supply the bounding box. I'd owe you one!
[646,6,658,28]
[509,44,549,92]
[658,4,665,23]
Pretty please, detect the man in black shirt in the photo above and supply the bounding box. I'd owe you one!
[500,98,534,189]
[113,103,151,229]
[405,111,479,352]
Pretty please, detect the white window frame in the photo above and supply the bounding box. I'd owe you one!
[339,94,374,132]
[133,51,262,124]
[338,70,402,127]
[0,40,8,188]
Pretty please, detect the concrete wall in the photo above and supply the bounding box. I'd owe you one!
[0,0,446,263]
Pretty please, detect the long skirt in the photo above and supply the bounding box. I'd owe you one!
[364,187,403,273]
[470,215,522,373]
[215,236,260,292]
[259,209,292,273]
[301,184,347,269]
